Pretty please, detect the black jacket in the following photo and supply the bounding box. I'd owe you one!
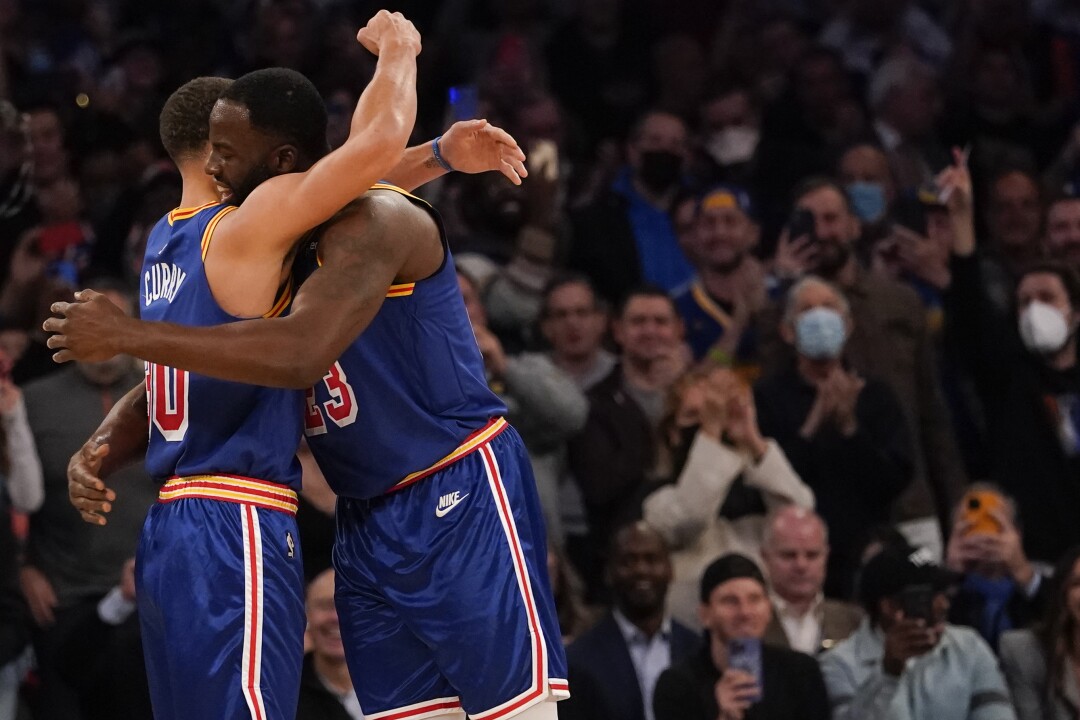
[296,653,356,720]
[653,643,830,720]
[947,253,1080,562]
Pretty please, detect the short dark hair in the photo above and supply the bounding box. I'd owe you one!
[539,273,603,319]
[1018,260,1080,309]
[792,175,852,214]
[615,284,676,319]
[159,77,233,163]
[220,67,329,161]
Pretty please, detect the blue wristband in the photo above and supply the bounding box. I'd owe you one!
[432,135,455,172]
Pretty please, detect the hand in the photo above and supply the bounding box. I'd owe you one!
[68,440,116,526]
[975,509,1034,587]
[882,614,939,676]
[439,119,528,186]
[944,518,979,572]
[825,368,864,436]
[892,226,950,290]
[935,147,975,257]
[725,383,768,461]
[799,383,831,439]
[473,325,508,379]
[43,289,130,363]
[19,566,58,627]
[714,669,759,720]
[120,558,136,602]
[356,10,421,56]
[772,229,818,281]
[700,369,740,440]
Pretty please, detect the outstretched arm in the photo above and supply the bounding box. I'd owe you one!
[68,381,149,525]
[383,119,528,192]
[218,11,420,256]
[48,192,436,388]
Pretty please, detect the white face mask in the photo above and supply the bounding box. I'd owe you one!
[706,126,760,167]
[1019,301,1072,354]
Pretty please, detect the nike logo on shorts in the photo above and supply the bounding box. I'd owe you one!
[435,491,469,517]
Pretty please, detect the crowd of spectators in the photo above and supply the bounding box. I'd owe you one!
[5,0,1080,718]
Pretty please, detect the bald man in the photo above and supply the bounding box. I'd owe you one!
[761,507,862,654]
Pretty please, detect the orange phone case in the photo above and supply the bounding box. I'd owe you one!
[961,490,1004,535]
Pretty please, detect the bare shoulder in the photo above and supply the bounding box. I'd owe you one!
[320,189,435,242]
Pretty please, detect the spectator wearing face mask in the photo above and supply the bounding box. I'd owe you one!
[570,110,695,305]
[754,276,914,598]
[697,84,761,188]
[947,152,1080,569]
[838,143,898,260]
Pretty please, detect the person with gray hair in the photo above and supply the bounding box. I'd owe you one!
[868,54,948,193]
[754,276,915,598]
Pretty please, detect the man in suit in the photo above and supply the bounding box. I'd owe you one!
[653,553,830,720]
[561,522,699,720]
[760,507,862,654]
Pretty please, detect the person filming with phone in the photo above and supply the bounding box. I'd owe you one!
[653,553,829,720]
[944,485,1048,651]
[820,547,1016,720]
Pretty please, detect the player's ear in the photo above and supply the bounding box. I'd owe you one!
[270,145,299,173]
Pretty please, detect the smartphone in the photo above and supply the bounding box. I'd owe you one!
[448,84,479,122]
[960,490,1004,536]
[900,584,935,623]
[727,637,762,702]
[787,208,817,244]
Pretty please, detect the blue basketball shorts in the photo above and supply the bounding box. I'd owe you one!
[136,475,306,720]
[333,423,569,720]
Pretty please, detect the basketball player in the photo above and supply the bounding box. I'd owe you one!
[55,11,428,720]
[48,40,568,720]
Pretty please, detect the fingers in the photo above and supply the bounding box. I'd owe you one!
[73,289,102,303]
[51,349,73,364]
[499,160,524,186]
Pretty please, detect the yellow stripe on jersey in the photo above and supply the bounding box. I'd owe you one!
[690,281,734,330]
[158,474,299,515]
[392,417,508,490]
[263,277,293,318]
[168,201,221,226]
[370,182,432,208]
[200,205,238,261]
[386,283,415,297]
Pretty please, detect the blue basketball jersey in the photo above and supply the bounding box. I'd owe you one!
[295,184,507,499]
[141,201,304,488]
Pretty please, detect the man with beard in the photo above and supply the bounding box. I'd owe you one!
[560,522,699,720]
[1044,191,1080,271]
[672,185,766,366]
[765,177,965,561]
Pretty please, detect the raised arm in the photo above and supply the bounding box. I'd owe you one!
[48,191,438,388]
[68,381,149,525]
[218,11,420,254]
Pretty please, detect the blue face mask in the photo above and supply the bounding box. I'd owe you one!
[846,181,887,223]
[795,307,847,359]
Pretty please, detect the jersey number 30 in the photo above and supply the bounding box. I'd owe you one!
[148,363,189,442]
[304,361,358,436]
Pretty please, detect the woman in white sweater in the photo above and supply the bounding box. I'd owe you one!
[643,367,813,629]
